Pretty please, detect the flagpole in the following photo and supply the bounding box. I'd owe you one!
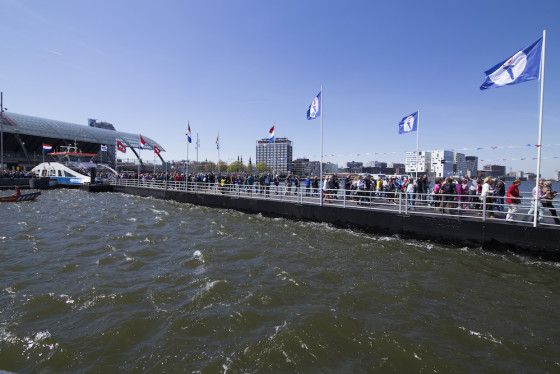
[138,137,141,179]
[320,85,323,207]
[416,108,420,180]
[217,132,220,174]
[115,139,118,173]
[274,127,276,177]
[534,29,546,227]
[187,121,190,177]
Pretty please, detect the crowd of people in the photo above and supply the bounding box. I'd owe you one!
[2,167,556,224]
[0,169,33,179]
[95,171,560,225]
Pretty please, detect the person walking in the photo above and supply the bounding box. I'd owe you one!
[406,178,416,211]
[506,180,522,222]
[541,180,560,225]
[495,177,506,212]
[526,180,544,223]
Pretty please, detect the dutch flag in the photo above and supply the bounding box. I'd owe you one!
[269,125,275,143]
[43,143,52,152]
[139,135,146,150]
[186,123,192,143]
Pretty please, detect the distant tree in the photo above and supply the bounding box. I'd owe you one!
[204,161,215,172]
[256,162,268,173]
[217,160,228,172]
[228,161,244,173]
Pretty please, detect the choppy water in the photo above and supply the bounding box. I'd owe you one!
[1,189,559,373]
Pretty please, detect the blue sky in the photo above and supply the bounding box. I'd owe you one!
[1,0,559,177]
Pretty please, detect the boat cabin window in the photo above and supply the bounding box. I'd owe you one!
[42,170,47,176]
[58,170,63,177]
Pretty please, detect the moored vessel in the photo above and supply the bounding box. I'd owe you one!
[31,144,117,186]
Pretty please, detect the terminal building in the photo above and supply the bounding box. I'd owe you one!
[0,112,164,171]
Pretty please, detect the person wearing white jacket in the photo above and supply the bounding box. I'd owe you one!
[406,178,416,211]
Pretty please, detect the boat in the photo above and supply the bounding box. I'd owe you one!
[0,191,41,202]
[31,144,118,186]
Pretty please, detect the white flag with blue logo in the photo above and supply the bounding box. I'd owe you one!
[480,38,543,90]
[307,91,321,120]
[398,111,418,134]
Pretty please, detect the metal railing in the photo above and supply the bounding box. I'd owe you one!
[108,178,560,228]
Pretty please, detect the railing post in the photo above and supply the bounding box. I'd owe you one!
[399,192,402,214]
[482,196,486,222]
[404,192,408,215]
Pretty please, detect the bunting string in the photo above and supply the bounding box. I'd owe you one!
[297,143,560,162]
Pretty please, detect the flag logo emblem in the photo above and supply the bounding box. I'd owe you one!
[307,91,322,120]
[403,116,415,132]
[488,51,528,86]
[398,111,418,134]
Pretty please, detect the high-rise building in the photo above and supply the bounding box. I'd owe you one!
[346,161,363,173]
[256,138,292,174]
[405,151,431,174]
[430,150,454,178]
[454,152,467,176]
[482,164,506,178]
[292,158,309,176]
[466,156,478,178]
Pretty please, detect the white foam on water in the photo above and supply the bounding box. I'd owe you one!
[459,326,502,345]
[271,320,287,338]
[203,280,221,292]
[282,350,292,363]
[149,208,168,215]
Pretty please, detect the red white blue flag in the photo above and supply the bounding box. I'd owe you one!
[269,125,275,142]
[43,143,52,152]
[139,135,146,150]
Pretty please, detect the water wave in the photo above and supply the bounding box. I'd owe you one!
[0,189,558,372]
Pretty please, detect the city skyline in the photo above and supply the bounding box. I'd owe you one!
[2,1,559,177]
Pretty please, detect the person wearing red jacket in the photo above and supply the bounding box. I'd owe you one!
[506,180,522,222]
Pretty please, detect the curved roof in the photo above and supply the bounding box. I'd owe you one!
[2,112,164,151]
